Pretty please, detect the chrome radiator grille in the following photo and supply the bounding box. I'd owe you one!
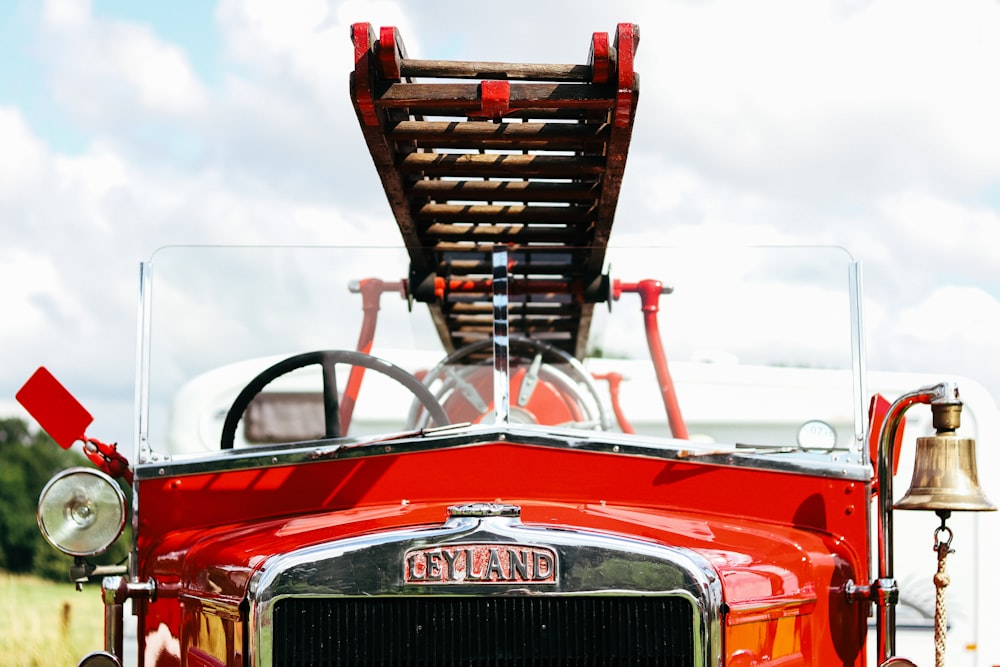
[271,595,696,665]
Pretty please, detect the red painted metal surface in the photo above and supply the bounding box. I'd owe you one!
[592,372,636,433]
[133,439,871,665]
[136,444,868,560]
[869,393,904,481]
[82,436,133,484]
[339,278,406,433]
[614,279,689,439]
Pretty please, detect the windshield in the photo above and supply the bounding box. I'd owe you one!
[136,245,863,462]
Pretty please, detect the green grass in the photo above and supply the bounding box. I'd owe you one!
[0,572,104,666]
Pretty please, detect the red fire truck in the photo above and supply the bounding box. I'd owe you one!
[17,22,995,667]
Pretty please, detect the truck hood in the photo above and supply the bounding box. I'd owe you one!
[146,498,842,621]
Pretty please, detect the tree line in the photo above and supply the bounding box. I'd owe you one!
[0,417,130,580]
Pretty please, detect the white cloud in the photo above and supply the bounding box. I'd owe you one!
[40,0,89,26]
[0,109,49,204]
[215,0,411,108]
[879,193,1000,258]
[875,286,1000,392]
[864,193,1000,301]
[0,250,74,336]
[642,0,1000,205]
[896,286,1000,346]
[39,0,208,127]
[217,0,341,80]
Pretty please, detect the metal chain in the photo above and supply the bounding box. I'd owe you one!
[933,521,954,667]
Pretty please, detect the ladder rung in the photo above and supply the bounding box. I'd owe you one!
[431,241,579,252]
[391,120,608,151]
[445,292,573,304]
[377,83,616,110]
[448,314,580,329]
[447,320,579,334]
[449,329,574,344]
[410,179,599,204]
[417,204,591,224]
[437,260,578,276]
[449,302,571,314]
[400,59,593,82]
[399,153,605,178]
[422,223,589,243]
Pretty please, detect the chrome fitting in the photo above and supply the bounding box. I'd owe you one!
[873,577,899,606]
[101,575,156,605]
[843,579,872,604]
[100,577,156,661]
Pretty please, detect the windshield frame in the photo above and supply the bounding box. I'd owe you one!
[132,244,868,468]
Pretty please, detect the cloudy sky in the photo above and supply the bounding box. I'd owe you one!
[3,0,1000,446]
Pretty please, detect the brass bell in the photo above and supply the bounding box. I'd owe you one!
[895,402,996,512]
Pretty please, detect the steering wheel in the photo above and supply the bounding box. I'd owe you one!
[221,350,450,449]
[407,337,611,431]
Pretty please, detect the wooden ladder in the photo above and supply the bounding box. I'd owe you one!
[351,23,639,359]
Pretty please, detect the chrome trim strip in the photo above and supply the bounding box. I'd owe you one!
[492,245,510,426]
[136,260,153,465]
[136,423,873,482]
[725,595,818,624]
[248,514,724,667]
[849,260,868,451]
[132,261,152,577]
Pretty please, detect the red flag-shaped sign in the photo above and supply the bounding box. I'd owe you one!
[15,367,94,449]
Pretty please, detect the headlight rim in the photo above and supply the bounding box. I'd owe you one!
[37,466,127,558]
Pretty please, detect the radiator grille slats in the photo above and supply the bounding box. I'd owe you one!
[271,596,695,665]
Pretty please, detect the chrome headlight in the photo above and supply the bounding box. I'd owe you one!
[37,468,126,557]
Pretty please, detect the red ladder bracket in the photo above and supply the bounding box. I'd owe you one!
[351,22,380,126]
[589,32,610,84]
[615,23,639,127]
[613,23,638,128]
[473,80,511,119]
[378,25,405,81]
